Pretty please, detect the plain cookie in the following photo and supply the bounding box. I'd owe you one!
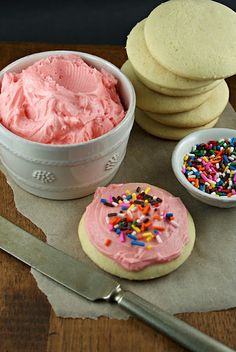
[146,80,229,128]
[121,60,213,113]
[144,0,236,80]
[126,19,221,95]
[135,108,219,140]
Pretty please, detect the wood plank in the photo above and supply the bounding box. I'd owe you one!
[47,310,236,352]
[0,171,51,352]
[0,42,235,352]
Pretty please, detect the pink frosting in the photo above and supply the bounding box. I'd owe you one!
[0,55,125,144]
[84,183,190,272]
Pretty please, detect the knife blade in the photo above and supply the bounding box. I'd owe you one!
[0,216,234,352]
[0,216,119,301]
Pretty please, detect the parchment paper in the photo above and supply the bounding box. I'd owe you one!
[1,104,236,319]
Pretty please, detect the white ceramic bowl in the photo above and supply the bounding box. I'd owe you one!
[172,128,236,208]
[0,50,135,199]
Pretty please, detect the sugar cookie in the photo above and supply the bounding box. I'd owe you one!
[144,0,236,80]
[146,81,229,128]
[121,60,213,113]
[135,108,219,140]
[79,183,195,280]
[127,19,221,95]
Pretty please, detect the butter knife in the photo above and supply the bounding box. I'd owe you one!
[0,216,234,352]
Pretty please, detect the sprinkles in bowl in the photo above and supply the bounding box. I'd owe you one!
[182,138,236,197]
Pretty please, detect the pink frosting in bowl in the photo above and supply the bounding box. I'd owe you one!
[0,51,135,200]
[0,54,126,144]
[84,183,189,272]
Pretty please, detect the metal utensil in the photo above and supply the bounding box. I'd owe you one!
[0,216,234,352]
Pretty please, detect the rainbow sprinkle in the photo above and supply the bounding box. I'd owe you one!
[182,138,236,197]
[100,186,178,248]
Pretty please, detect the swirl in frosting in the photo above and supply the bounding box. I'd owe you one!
[0,55,125,144]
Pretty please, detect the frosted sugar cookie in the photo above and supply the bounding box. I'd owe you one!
[79,183,195,280]
[144,0,236,80]
[127,19,221,95]
[146,81,229,128]
[135,108,219,140]
[121,61,213,114]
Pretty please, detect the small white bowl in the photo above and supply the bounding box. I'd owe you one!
[172,128,236,208]
[0,51,135,200]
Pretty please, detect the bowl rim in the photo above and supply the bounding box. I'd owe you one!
[0,50,136,149]
[171,128,236,203]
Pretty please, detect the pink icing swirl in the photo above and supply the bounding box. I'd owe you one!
[84,183,189,272]
[0,55,125,144]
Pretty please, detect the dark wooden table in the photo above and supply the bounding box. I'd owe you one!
[0,43,235,352]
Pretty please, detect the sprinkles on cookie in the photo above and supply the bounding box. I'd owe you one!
[182,138,236,197]
[100,186,178,247]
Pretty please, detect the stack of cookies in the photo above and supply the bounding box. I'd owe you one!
[121,0,236,140]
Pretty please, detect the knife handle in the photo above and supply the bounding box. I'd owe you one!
[113,289,234,352]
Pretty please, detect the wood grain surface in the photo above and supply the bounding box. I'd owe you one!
[0,43,235,352]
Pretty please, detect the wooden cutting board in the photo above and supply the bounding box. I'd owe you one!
[0,42,235,352]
